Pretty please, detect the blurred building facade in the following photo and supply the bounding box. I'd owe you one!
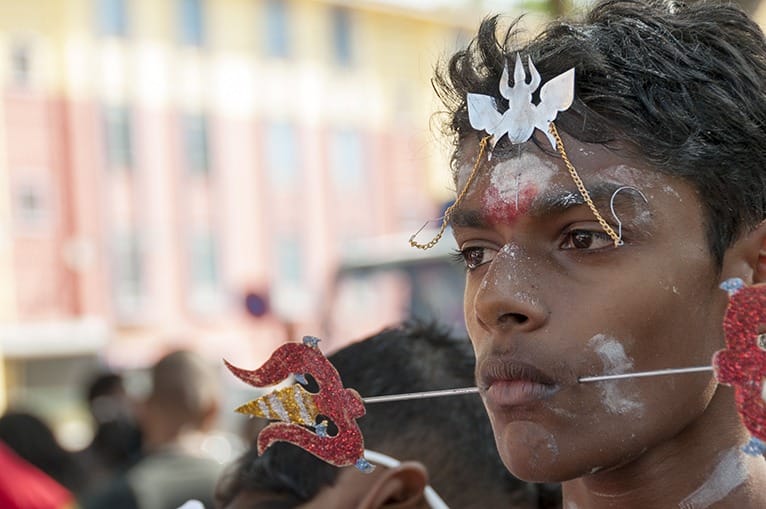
[0,0,496,431]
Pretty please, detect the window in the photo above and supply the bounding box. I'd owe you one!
[10,42,31,88]
[182,114,210,175]
[266,122,298,187]
[329,129,363,189]
[179,0,205,46]
[275,236,303,285]
[97,0,128,37]
[104,106,133,170]
[15,183,47,228]
[264,0,290,58]
[112,231,144,316]
[330,7,352,66]
[188,230,222,312]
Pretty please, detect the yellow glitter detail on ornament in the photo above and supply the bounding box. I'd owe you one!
[236,384,319,426]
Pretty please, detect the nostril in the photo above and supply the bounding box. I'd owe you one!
[499,312,529,325]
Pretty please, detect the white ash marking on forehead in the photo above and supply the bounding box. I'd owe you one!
[487,154,558,205]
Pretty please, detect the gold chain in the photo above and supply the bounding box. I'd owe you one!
[548,123,622,246]
[409,135,492,250]
[411,126,621,250]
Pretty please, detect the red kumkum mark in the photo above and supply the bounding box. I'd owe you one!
[483,182,539,225]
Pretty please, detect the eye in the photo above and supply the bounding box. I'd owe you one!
[560,229,614,250]
[453,246,497,270]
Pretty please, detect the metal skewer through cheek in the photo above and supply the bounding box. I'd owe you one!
[359,366,715,404]
[577,365,713,382]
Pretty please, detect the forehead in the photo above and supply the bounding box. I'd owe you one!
[453,137,676,224]
[457,134,653,184]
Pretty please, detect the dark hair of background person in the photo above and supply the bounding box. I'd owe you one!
[0,410,87,494]
[83,371,142,469]
[77,370,143,504]
[433,0,766,267]
[87,372,124,404]
[216,320,561,508]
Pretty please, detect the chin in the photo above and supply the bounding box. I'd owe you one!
[497,444,594,483]
[493,421,558,481]
[493,420,593,483]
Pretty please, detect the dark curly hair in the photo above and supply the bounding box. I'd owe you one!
[434,0,766,266]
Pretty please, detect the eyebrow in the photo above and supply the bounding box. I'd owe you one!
[449,181,646,228]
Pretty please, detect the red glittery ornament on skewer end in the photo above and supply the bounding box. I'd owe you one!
[713,278,766,455]
[224,336,374,472]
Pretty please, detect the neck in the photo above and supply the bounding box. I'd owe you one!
[562,387,766,508]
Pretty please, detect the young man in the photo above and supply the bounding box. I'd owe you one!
[432,0,766,507]
[216,321,559,508]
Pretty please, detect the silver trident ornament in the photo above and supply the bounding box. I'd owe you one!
[467,54,575,152]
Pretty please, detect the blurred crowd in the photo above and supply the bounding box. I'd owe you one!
[0,323,561,509]
[0,348,227,509]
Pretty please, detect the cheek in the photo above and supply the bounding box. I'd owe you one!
[576,269,723,433]
[463,278,482,333]
[585,334,645,418]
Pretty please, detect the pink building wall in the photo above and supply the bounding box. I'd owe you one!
[1,1,459,373]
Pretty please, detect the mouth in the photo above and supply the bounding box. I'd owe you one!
[478,357,560,409]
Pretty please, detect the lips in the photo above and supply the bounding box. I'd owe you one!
[478,357,560,408]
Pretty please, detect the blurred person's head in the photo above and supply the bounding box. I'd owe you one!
[0,410,86,494]
[140,349,220,451]
[85,371,130,423]
[216,321,560,508]
[83,370,142,468]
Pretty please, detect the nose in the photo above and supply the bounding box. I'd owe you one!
[471,248,549,333]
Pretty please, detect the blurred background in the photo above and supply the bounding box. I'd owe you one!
[1,0,764,464]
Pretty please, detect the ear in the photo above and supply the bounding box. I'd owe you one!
[721,220,766,284]
[748,221,766,283]
[358,461,429,509]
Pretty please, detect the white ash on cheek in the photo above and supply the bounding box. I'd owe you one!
[587,334,644,416]
[658,279,683,297]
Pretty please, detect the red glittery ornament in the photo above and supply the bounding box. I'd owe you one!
[713,280,766,445]
[224,337,368,469]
